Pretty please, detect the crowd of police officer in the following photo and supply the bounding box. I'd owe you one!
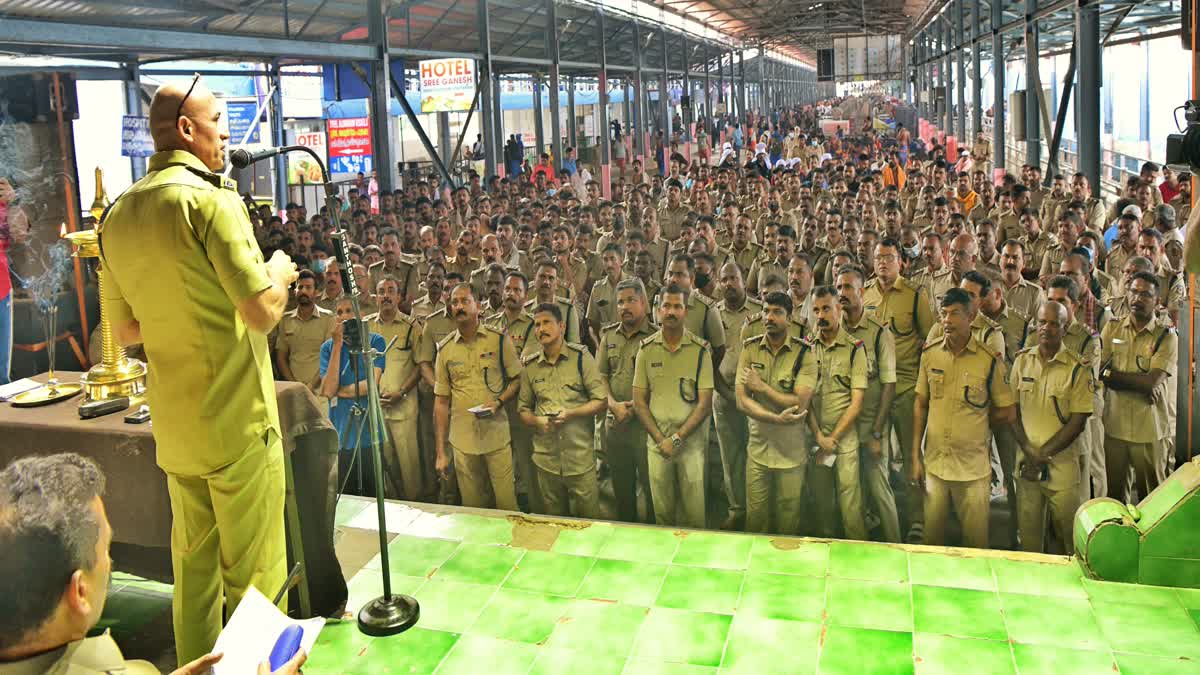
[263,99,1186,552]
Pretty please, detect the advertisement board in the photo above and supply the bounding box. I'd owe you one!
[120,116,154,157]
[328,117,373,175]
[288,131,327,184]
[225,100,262,145]
[419,58,475,113]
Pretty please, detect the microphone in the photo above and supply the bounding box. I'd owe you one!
[229,146,289,169]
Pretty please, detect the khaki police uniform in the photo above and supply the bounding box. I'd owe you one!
[517,343,608,517]
[0,631,158,675]
[1039,193,1069,225]
[433,323,523,510]
[1022,232,1054,275]
[910,266,954,312]
[843,313,901,543]
[713,296,763,524]
[926,311,1008,361]
[416,307,459,501]
[736,334,813,535]
[369,257,420,303]
[657,203,691,241]
[678,290,726,350]
[804,328,869,541]
[1038,243,1074,280]
[276,305,335,389]
[745,257,786,295]
[1100,314,1177,500]
[467,263,512,300]
[740,308,809,343]
[1010,345,1093,554]
[916,335,1015,548]
[720,242,763,278]
[1001,277,1045,324]
[863,276,934,535]
[369,311,426,500]
[632,330,714,528]
[645,237,671,278]
[410,294,445,322]
[598,317,658,523]
[100,150,286,665]
[525,296,581,344]
[983,301,1032,545]
[586,274,631,332]
[485,309,541,512]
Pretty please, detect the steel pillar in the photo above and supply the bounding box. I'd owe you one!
[367,0,396,192]
[758,43,766,116]
[123,63,146,180]
[268,62,288,209]
[718,48,726,117]
[682,36,691,143]
[970,0,982,136]
[437,113,451,167]
[492,76,504,177]
[476,0,497,178]
[1025,0,1041,166]
[993,0,1006,171]
[1076,0,1101,196]
[567,75,577,149]
[703,42,711,122]
[955,0,966,140]
[533,75,545,155]
[661,25,670,157]
[633,20,645,160]
[546,0,562,167]
[738,50,746,125]
[942,19,952,134]
[597,7,611,197]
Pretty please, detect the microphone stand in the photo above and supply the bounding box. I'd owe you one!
[265,146,419,636]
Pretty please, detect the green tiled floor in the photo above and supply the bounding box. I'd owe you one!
[102,498,1200,674]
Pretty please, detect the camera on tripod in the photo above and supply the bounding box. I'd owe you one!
[1166,100,1200,170]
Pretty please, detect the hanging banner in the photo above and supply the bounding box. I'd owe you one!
[418,58,475,113]
[327,117,373,175]
[225,100,262,145]
[120,116,154,157]
[288,131,327,184]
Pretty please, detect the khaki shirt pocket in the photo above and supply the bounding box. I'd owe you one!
[962,373,989,409]
[927,370,946,399]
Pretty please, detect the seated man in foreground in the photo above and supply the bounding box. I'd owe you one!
[0,453,305,675]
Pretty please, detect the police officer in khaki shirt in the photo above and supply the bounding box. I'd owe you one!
[485,271,541,512]
[1010,301,1093,554]
[518,303,608,518]
[913,288,1016,549]
[657,179,691,241]
[598,279,658,523]
[664,254,727,365]
[434,283,523,511]
[713,262,763,530]
[735,291,813,535]
[101,78,297,665]
[802,287,869,541]
[924,271,1009,359]
[526,259,582,343]
[864,238,935,543]
[369,278,426,500]
[633,284,715,528]
[586,243,630,343]
[275,269,334,392]
[1100,272,1178,501]
[836,265,901,543]
[998,240,1046,320]
[370,228,420,310]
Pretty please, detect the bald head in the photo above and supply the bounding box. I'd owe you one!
[148,78,227,171]
[950,233,977,256]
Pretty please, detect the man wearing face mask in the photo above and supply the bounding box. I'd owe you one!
[275,269,335,394]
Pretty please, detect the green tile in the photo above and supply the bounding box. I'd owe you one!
[412,579,496,632]
[1091,600,1200,659]
[826,578,913,632]
[1009,644,1116,675]
[365,534,461,577]
[719,615,820,674]
[999,593,1106,651]
[335,497,370,528]
[548,599,649,658]
[433,634,538,675]
[912,634,1014,675]
[622,659,718,675]
[828,541,909,582]
[632,607,733,667]
[344,626,458,675]
[672,531,753,569]
[470,588,571,643]
[345,500,424,533]
[433,542,523,586]
[747,538,829,577]
[597,526,681,564]
[1081,577,1184,607]
[1114,652,1200,675]
[577,558,669,606]
[911,585,1007,640]
[402,512,514,544]
[551,522,615,556]
[1192,608,1200,631]
[655,566,744,614]
[907,552,996,592]
[529,647,625,675]
[503,550,595,596]
[990,559,1085,599]
[306,619,373,673]
[736,572,826,622]
[817,625,914,675]
[1179,587,1200,609]
[345,570,426,612]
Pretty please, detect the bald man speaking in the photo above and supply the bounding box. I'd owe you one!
[99,76,299,665]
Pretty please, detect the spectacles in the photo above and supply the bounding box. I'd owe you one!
[176,73,201,121]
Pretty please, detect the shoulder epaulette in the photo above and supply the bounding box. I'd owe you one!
[565,341,587,353]
[430,307,449,319]
[437,331,459,349]
[364,312,381,322]
[368,260,385,270]
[640,334,659,347]
[922,335,945,351]
[521,351,540,365]
[602,321,622,332]
[746,311,764,323]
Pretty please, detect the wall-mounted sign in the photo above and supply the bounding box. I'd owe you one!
[419,58,475,113]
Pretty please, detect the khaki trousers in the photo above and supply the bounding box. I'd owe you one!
[1104,436,1167,503]
[537,466,602,519]
[454,444,518,511]
[1017,472,1080,555]
[857,420,901,543]
[924,473,990,549]
[385,415,430,501]
[807,435,867,541]
[166,432,288,666]
[891,389,922,530]
[647,431,707,528]
[745,457,806,535]
[604,415,651,523]
[713,394,749,520]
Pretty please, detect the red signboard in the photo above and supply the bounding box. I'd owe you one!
[327,117,373,174]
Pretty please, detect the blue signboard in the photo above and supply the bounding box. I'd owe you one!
[330,155,373,175]
[226,101,262,144]
[120,116,154,158]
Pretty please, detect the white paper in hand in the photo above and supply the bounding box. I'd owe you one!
[211,586,325,674]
